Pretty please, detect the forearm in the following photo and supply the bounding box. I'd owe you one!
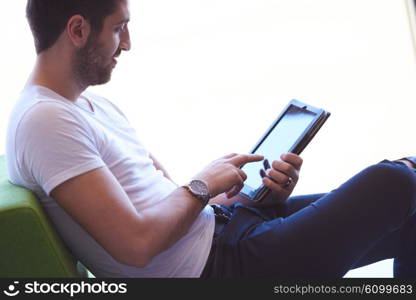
[130,152,264,266]
[133,187,205,266]
[137,190,256,265]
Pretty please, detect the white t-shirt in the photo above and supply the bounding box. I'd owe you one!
[6,85,215,277]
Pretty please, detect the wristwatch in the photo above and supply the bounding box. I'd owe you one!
[182,179,211,206]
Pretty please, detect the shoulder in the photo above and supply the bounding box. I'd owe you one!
[13,99,98,153]
[20,100,87,133]
[11,86,86,130]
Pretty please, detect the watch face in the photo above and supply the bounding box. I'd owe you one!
[189,180,209,196]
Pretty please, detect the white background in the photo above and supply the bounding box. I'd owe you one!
[1,0,416,277]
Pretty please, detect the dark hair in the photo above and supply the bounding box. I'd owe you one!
[26,0,117,54]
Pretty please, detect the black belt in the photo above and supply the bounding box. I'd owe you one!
[210,204,232,238]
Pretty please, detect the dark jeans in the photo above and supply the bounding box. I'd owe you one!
[201,161,416,277]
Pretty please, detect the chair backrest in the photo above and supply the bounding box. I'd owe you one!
[0,155,89,277]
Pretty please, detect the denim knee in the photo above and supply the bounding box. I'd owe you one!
[363,161,416,222]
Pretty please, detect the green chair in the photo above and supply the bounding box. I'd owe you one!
[0,155,91,277]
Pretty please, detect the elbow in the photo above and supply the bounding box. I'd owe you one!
[105,228,165,268]
[117,256,150,269]
[113,244,155,269]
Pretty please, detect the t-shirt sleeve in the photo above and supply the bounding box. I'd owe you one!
[16,101,105,196]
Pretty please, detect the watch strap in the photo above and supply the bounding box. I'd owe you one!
[182,180,211,206]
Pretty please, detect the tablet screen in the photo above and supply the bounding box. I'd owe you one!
[242,105,317,192]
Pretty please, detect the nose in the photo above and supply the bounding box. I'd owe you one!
[120,25,131,51]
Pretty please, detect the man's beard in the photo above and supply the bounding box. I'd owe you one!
[73,35,114,89]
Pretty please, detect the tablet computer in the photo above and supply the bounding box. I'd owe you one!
[240,99,330,203]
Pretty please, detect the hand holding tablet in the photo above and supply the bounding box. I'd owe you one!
[240,99,330,203]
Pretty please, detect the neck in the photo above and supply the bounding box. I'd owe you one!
[27,50,85,101]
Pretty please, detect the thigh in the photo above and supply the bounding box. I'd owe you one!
[352,211,416,276]
[237,162,416,277]
[276,193,326,217]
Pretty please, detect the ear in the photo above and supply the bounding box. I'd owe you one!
[66,15,92,48]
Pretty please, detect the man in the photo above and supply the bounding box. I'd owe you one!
[6,0,416,277]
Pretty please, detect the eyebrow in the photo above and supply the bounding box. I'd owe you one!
[115,18,130,26]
